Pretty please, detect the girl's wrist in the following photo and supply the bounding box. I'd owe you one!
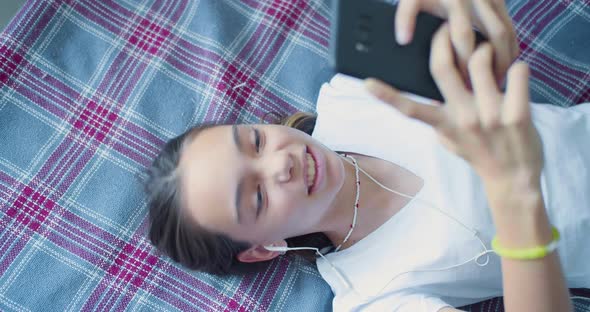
[492,204,554,249]
[484,175,544,217]
[483,179,553,248]
[482,169,542,205]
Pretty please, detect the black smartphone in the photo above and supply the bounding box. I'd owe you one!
[330,0,487,101]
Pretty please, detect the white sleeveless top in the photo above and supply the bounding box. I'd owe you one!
[313,74,590,311]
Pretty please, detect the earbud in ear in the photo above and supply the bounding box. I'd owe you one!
[264,245,288,252]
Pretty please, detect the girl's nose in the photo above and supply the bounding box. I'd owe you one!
[272,151,294,183]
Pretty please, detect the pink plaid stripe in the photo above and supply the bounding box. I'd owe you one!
[3,53,160,164]
[0,167,234,310]
[0,0,191,310]
[513,0,590,104]
[205,0,318,122]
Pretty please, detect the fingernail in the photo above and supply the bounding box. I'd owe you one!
[396,29,410,45]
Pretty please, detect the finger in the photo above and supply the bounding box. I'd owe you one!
[365,78,445,127]
[503,62,531,125]
[445,0,475,77]
[395,0,420,45]
[472,0,514,81]
[492,0,519,52]
[468,43,502,128]
[430,23,469,103]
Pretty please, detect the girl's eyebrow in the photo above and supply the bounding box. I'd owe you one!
[232,125,244,224]
[232,125,244,153]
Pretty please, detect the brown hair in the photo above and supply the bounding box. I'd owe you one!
[144,112,332,276]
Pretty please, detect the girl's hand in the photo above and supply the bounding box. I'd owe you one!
[396,0,519,82]
[366,24,543,185]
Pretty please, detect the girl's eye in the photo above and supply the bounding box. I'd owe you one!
[256,185,263,218]
[254,129,261,153]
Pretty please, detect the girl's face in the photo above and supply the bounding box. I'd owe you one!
[179,124,345,246]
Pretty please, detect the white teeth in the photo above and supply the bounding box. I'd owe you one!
[306,153,316,189]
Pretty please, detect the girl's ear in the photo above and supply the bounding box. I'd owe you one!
[236,240,287,263]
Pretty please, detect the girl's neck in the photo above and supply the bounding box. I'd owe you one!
[322,153,423,250]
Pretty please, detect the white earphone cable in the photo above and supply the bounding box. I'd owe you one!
[339,155,493,300]
[266,154,495,302]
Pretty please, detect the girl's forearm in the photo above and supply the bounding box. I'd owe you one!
[484,179,572,312]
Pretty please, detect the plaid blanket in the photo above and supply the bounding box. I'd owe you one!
[0,0,589,311]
